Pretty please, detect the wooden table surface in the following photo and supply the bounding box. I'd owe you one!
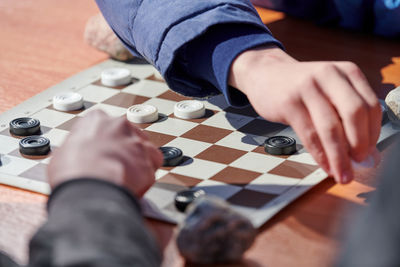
[0,1,399,266]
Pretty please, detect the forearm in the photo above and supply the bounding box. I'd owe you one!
[28,179,161,267]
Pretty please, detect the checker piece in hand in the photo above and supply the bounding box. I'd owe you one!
[264,136,296,155]
[175,189,205,212]
[159,146,183,167]
[19,136,50,156]
[9,118,41,136]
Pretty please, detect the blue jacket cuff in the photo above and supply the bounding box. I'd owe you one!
[174,23,283,107]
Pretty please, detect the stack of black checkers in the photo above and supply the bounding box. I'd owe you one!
[264,136,297,155]
[9,117,51,156]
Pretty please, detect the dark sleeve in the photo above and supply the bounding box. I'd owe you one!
[337,139,400,266]
[27,179,162,267]
[0,253,19,267]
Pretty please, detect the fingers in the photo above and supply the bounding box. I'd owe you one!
[283,100,330,174]
[313,64,370,162]
[301,84,353,183]
[333,62,382,150]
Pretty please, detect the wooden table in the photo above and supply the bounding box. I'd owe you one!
[0,1,399,266]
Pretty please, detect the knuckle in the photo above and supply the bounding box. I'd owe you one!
[318,63,336,75]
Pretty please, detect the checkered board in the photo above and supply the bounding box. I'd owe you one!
[0,59,398,227]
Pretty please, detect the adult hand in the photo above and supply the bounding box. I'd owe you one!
[48,110,163,197]
[229,46,381,184]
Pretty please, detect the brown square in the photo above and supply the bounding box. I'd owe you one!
[146,74,165,83]
[227,189,277,208]
[47,101,95,115]
[143,130,176,147]
[56,116,82,131]
[268,160,319,179]
[181,125,232,144]
[224,106,259,118]
[238,119,287,137]
[93,78,139,89]
[195,145,246,164]
[157,173,202,187]
[102,92,150,108]
[211,166,262,186]
[20,163,48,182]
[158,90,190,102]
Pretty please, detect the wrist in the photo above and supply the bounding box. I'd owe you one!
[228,45,295,95]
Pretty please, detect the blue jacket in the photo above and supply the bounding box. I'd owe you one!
[95,0,399,107]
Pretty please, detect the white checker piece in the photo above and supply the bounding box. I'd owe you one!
[0,155,38,176]
[78,85,119,103]
[216,131,259,151]
[142,98,177,116]
[230,152,286,173]
[0,135,20,154]
[79,103,127,118]
[33,109,75,128]
[201,111,254,130]
[145,117,197,136]
[246,173,301,195]
[170,158,226,180]
[123,80,169,98]
[41,128,70,147]
[193,179,242,200]
[164,137,212,158]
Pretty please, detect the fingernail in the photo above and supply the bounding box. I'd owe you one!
[341,170,353,184]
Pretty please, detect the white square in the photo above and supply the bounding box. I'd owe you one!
[216,132,259,151]
[78,85,119,103]
[0,135,20,154]
[33,109,75,128]
[164,137,212,157]
[202,95,229,111]
[230,152,285,173]
[145,117,197,136]
[142,98,176,115]
[0,155,38,176]
[245,173,300,195]
[170,158,226,180]
[202,111,253,131]
[123,80,169,98]
[193,179,242,200]
[155,169,169,180]
[288,152,317,165]
[42,128,70,147]
[79,103,126,118]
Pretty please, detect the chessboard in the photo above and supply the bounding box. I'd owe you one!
[0,59,398,228]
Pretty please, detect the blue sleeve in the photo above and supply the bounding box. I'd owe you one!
[175,23,282,107]
[95,0,282,106]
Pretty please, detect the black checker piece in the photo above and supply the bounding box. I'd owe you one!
[19,136,50,156]
[10,117,41,136]
[264,136,296,155]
